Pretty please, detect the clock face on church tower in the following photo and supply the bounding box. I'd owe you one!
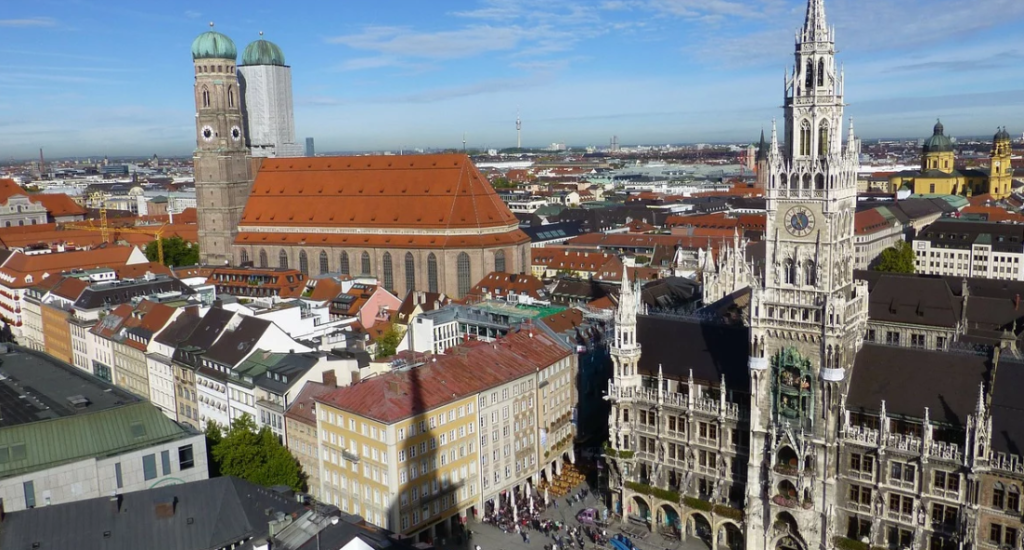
[785,206,815,237]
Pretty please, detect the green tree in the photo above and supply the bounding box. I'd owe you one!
[144,235,199,267]
[375,325,405,359]
[204,420,223,477]
[490,177,516,189]
[874,241,916,274]
[209,415,306,491]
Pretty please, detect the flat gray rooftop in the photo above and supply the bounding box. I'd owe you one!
[0,347,139,428]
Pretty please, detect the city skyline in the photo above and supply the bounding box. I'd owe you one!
[1,0,1023,158]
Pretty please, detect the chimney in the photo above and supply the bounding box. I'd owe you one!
[322,370,337,387]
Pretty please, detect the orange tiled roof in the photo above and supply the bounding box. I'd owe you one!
[538,308,584,334]
[50,277,89,301]
[239,154,520,232]
[116,262,172,279]
[855,209,893,235]
[316,328,570,424]
[465,271,546,302]
[0,247,142,288]
[0,179,27,203]
[207,267,306,299]
[961,205,1024,223]
[30,193,87,217]
[309,277,344,302]
[531,248,616,272]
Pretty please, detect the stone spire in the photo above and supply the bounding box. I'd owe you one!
[756,128,767,162]
[802,0,830,43]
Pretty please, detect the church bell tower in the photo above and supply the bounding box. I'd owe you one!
[744,0,869,548]
[191,24,252,266]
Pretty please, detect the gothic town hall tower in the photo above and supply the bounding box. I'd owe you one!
[744,0,869,548]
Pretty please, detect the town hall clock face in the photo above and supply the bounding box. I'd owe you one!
[785,206,815,237]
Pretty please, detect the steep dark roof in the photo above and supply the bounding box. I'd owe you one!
[635,315,749,391]
[918,219,1024,253]
[866,274,961,328]
[203,316,273,367]
[848,344,990,427]
[153,309,200,347]
[991,355,1024,456]
[0,477,304,550]
[181,308,235,350]
[73,277,193,310]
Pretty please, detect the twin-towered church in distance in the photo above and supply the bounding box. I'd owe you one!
[189,27,531,298]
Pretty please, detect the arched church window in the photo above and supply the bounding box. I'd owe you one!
[819,121,829,156]
[319,250,329,274]
[495,250,506,273]
[817,58,825,87]
[804,260,816,286]
[405,252,416,293]
[802,174,812,189]
[784,259,795,285]
[457,252,471,297]
[800,120,811,156]
[339,252,350,276]
[815,174,825,190]
[240,249,249,266]
[202,88,210,108]
[228,86,235,108]
[279,250,289,269]
[259,249,268,268]
[299,251,309,275]
[382,252,394,292]
[780,173,788,189]
[805,59,814,90]
[427,253,439,293]
[360,252,371,275]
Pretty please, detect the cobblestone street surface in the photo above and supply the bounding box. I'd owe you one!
[436,482,710,550]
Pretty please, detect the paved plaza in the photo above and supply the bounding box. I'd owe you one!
[436,483,710,550]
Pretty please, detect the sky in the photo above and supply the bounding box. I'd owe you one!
[2,0,1024,158]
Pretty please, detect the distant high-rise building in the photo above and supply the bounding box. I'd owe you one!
[237,34,303,158]
[305,137,315,157]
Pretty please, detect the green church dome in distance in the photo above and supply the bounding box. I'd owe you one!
[191,24,237,60]
[923,119,953,153]
[242,34,286,66]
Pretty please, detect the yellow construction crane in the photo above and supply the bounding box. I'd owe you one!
[62,191,169,265]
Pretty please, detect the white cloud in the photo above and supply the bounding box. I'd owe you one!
[184,10,201,19]
[327,25,532,60]
[0,17,56,28]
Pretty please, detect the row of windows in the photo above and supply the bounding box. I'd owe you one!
[242,249,483,295]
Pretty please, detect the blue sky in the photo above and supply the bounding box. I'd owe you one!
[2,0,1024,158]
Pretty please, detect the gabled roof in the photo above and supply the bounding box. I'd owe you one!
[50,276,89,302]
[848,344,990,426]
[91,304,134,339]
[285,381,334,426]
[203,316,273,367]
[0,476,305,550]
[153,308,200,348]
[0,178,27,202]
[0,247,143,289]
[31,192,87,217]
[179,308,236,350]
[239,154,522,232]
[635,315,749,391]
[465,272,547,303]
[867,274,961,328]
[317,328,571,424]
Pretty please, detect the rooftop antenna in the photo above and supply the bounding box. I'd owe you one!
[462,133,467,153]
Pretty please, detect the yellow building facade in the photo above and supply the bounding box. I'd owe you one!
[889,122,1015,199]
[317,395,480,542]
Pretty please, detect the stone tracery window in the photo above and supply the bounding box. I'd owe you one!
[495,250,506,273]
[817,58,825,87]
[339,252,350,275]
[319,250,329,274]
[240,249,249,266]
[382,252,394,292]
[259,249,268,268]
[457,252,471,296]
[299,251,309,275]
[279,249,289,269]
[427,253,439,293]
[360,252,371,275]
[405,252,416,293]
[819,120,829,156]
